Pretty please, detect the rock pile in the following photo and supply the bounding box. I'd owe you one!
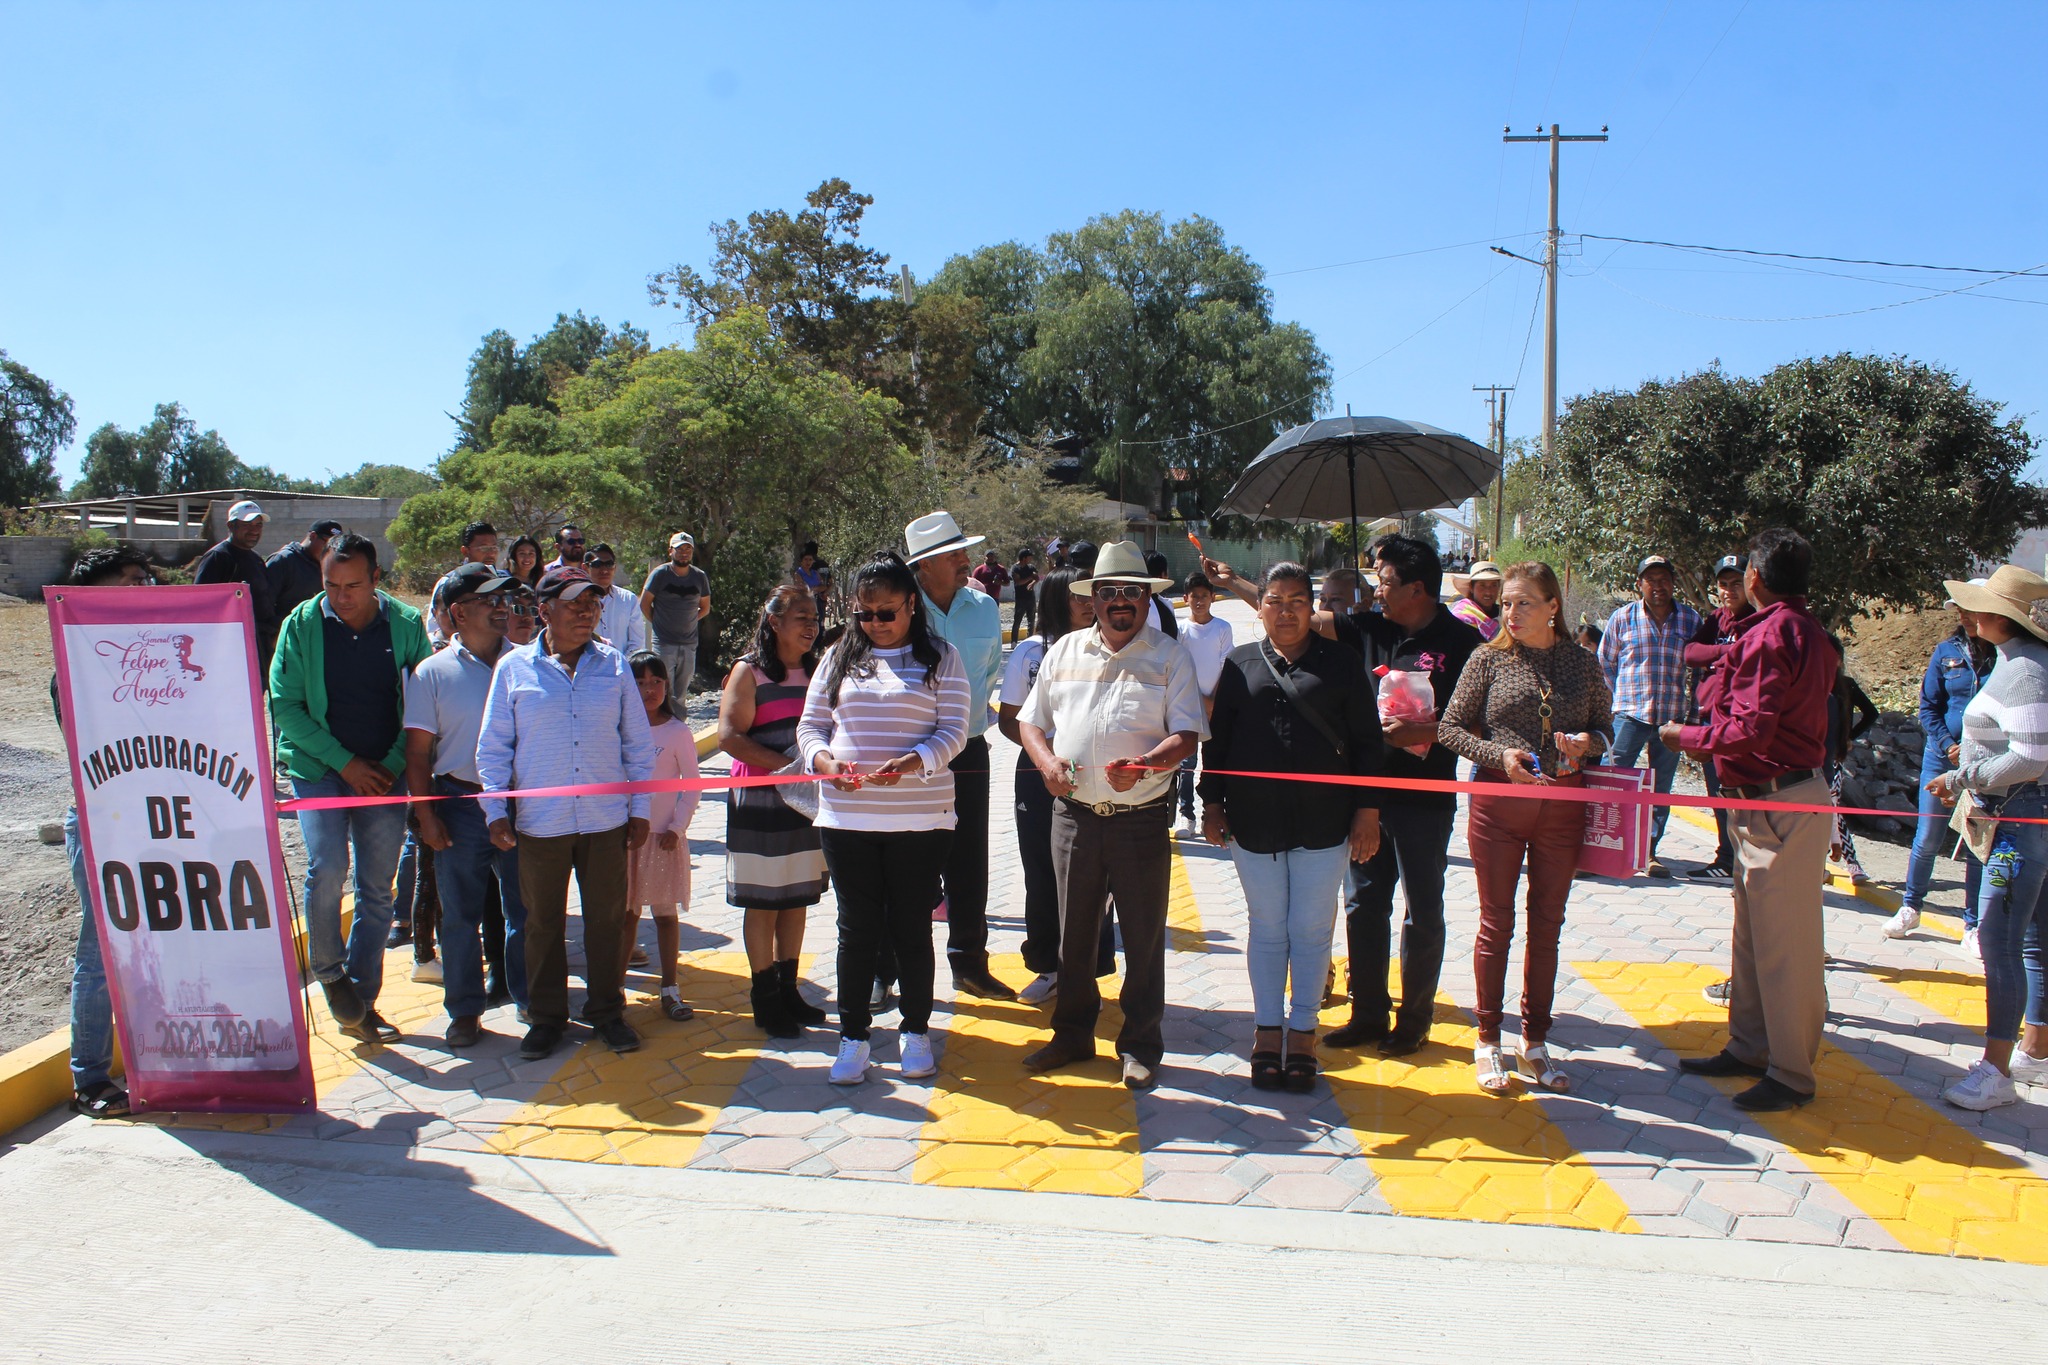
[1840,710,1928,838]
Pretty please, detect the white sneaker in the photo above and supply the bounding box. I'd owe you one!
[1961,928,1982,963]
[1018,972,1059,1005]
[1882,906,1921,939]
[828,1037,871,1086]
[2010,1050,2048,1086]
[900,1031,938,1079]
[1177,812,1199,838]
[410,958,443,983]
[1943,1059,2019,1111]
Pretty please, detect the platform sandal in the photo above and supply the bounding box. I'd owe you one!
[1475,1042,1514,1096]
[1517,1042,1570,1093]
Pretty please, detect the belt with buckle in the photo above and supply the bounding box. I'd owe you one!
[1726,769,1820,801]
[1063,794,1173,819]
[435,775,483,794]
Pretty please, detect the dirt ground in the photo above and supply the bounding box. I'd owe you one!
[1841,604,1957,710]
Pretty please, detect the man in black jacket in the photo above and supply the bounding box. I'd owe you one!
[267,518,343,621]
[193,499,281,671]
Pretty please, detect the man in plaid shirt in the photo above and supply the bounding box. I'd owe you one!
[1599,555,1703,876]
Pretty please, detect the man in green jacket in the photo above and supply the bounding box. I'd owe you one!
[270,534,433,1044]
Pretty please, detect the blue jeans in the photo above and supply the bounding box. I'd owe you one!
[1906,753,1981,925]
[1230,841,1349,1031]
[1609,715,1680,851]
[65,808,114,1092]
[292,771,409,1004]
[433,780,529,1018]
[1980,788,2048,1042]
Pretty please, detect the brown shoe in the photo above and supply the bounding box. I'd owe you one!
[444,1015,483,1050]
[1022,1037,1097,1073]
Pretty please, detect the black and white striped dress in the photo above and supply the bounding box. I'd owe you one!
[725,664,829,910]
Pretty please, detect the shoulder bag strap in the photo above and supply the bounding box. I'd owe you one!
[1260,643,1346,758]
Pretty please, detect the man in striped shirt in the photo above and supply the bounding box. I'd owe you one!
[1600,555,1703,876]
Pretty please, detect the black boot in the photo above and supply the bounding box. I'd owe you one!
[776,959,828,1027]
[750,968,801,1039]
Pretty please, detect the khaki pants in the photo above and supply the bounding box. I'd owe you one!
[517,825,630,1030]
[1726,776,1831,1096]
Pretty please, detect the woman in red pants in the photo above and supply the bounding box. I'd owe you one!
[1439,562,1613,1096]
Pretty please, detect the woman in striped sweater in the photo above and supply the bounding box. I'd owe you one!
[798,552,970,1086]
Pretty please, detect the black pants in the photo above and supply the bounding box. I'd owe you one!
[1344,804,1457,1033]
[1052,800,1171,1066]
[824,827,951,1040]
[1016,758,1117,976]
[940,736,992,974]
[1013,587,1036,641]
[1704,759,1735,868]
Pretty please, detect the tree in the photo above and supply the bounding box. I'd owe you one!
[1524,354,2047,625]
[74,403,242,497]
[922,444,1120,564]
[0,351,72,507]
[449,312,649,452]
[320,462,438,499]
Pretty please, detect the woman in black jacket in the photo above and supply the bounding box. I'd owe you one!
[1201,563,1384,1092]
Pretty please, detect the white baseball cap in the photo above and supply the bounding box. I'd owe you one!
[669,531,694,549]
[227,499,266,523]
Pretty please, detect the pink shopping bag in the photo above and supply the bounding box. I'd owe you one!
[1579,765,1652,878]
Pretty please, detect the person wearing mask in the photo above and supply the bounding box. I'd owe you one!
[1204,535,1483,1057]
[507,535,544,588]
[1600,555,1704,878]
[194,499,282,671]
[905,511,1013,1001]
[1660,530,1837,1112]
[719,584,831,1038]
[402,563,527,1048]
[1202,563,1383,1093]
[1682,555,1754,885]
[1891,583,1993,951]
[477,565,656,1061]
[997,568,1114,1006]
[640,531,711,696]
[56,546,155,1119]
[1922,566,2048,1112]
[1175,573,1234,838]
[267,518,343,621]
[1448,560,1503,641]
[544,524,586,571]
[1440,561,1611,1095]
[798,552,969,1086]
[270,534,433,1044]
[1017,542,1206,1091]
[582,542,648,657]
[1009,547,1040,645]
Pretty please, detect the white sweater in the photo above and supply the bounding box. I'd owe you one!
[797,641,969,832]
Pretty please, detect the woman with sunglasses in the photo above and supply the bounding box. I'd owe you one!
[1438,561,1611,1096]
[797,551,969,1085]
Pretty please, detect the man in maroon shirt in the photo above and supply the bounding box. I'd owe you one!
[1661,529,1837,1112]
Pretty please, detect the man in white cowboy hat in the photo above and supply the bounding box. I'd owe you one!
[1447,559,1503,641]
[904,510,1014,999]
[1016,540,1207,1089]
[1660,529,1836,1113]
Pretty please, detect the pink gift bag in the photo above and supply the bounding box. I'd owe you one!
[1579,765,1652,878]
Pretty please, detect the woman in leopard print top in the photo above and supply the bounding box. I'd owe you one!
[1438,562,1613,1099]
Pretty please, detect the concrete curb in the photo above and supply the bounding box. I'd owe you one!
[1671,805,1903,910]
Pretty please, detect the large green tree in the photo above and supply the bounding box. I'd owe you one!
[0,350,72,507]
[450,311,649,453]
[73,402,253,497]
[1525,354,2046,625]
[320,462,438,499]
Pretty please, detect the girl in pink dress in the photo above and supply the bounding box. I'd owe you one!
[624,652,700,1021]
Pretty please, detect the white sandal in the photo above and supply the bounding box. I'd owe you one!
[1475,1043,1514,1095]
[1518,1042,1570,1093]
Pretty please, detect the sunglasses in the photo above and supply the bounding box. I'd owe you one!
[1093,583,1148,601]
[851,608,902,624]
[585,558,615,569]
[510,602,536,617]
[560,538,585,547]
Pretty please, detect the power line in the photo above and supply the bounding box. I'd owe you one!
[1580,232,2048,278]
[1588,258,2048,323]
[1270,232,1541,278]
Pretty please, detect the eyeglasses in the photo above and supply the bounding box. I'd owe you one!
[585,558,615,569]
[510,603,536,617]
[851,608,901,624]
[1093,583,1148,601]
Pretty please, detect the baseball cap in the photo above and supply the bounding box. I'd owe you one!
[1713,554,1744,577]
[669,531,694,549]
[227,499,265,523]
[1637,554,1676,577]
[440,562,515,608]
[536,566,600,601]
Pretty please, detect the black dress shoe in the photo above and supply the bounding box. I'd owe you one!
[1678,1049,1768,1078]
[954,967,1019,1001]
[1732,1077,1815,1112]
[319,976,367,1027]
[1325,1015,1390,1049]
[340,1010,401,1045]
[1377,1025,1429,1058]
[519,1024,563,1060]
[484,974,512,1009]
[387,920,413,949]
[595,1019,641,1053]
[1023,1038,1097,1073]
[444,1015,482,1049]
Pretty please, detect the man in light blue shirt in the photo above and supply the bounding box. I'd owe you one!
[905,510,1013,1000]
[477,566,655,1060]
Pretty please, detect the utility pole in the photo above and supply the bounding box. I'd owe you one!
[1472,384,1514,553]
[1501,124,1607,460]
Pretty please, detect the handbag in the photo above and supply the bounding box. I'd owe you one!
[770,756,820,822]
[1949,788,1997,863]
[1259,643,1347,757]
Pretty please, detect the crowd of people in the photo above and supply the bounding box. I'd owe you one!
[56,500,2047,1125]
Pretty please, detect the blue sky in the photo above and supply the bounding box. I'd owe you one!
[6,1,2045,489]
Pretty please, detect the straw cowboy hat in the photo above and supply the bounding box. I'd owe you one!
[1070,540,1174,595]
[1450,559,1502,596]
[1944,565,2048,645]
[904,510,985,565]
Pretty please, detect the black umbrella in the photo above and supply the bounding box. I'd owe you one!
[1215,414,1502,561]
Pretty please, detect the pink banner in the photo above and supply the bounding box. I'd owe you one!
[49,585,315,1114]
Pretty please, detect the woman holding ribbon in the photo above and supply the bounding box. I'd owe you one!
[1439,561,1612,1096]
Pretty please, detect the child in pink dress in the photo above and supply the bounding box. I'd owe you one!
[624,652,700,1021]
